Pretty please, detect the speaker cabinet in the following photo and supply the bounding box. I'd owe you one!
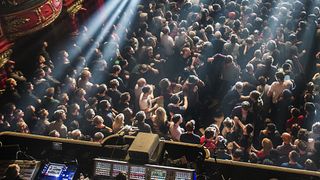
[128,133,159,163]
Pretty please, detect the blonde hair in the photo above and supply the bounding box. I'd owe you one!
[262,138,273,153]
[112,113,124,133]
[93,115,104,125]
[155,107,167,125]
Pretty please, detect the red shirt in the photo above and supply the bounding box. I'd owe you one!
[200,136,216,152]
[286,115,304,130]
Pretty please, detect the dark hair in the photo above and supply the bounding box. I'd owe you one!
[289,150,299,162]
[304,102,315,112]
[120,92,130,103]
[185,120,195,132]
[291,108,300,118]
[275,71,285,81]
[135,111,146,122]
[170,94,180,104]
[142,85,151,94]
[172,114,182,124]
[204,127,215,139]
[233,148,243,159]
[266,123,276,134]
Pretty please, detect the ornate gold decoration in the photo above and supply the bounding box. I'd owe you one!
[4,17,30,33]
[67,0,84,15]
[1,0,63,40]
[0,49,13,68]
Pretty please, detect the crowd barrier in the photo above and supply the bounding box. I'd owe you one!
[0,132,319,180]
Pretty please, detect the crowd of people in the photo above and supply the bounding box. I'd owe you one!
[0,0,320,172]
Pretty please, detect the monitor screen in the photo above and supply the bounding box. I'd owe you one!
[94,161,112,177]
[130,166,146,180]
[150,169,166,180]
[38,163,77,180]
[175,171,194,180]
[112,163,129,177]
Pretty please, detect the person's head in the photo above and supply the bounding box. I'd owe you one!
[265,56,274,66]
[99,100,111,111]
[249,90,260,102]
[223,117,235,129]
[97,84,107,94]
[214,31,222,39]
[230,34,238,44]
[112,65,122,74]
[312,122,320,134]
[46,87,55,98]
[249,152,258,163]
[275,71,285,82]
[305,159,318,171]
[48,130,60,137]
[304,102,316,114]
[241,101,251,111]
[70,129,82,140]
[59,93,69,103]
[159,78,171,91]
[115,172,127,180]
[114,113,125,126]
[93,132,104,142]
[266,123,276,134]
[84,109,95,120]
[69,103,80,115]
[16,121,29,133]
[38,109,49,119]
[170,94,180,104]
[281,132,292,144]
[232,148,243,161]
[5,164,20,178]
[234,81,243,93]
[290,107,300,118]
[93,115,105,126]
[246,63,254,73]
[80,69,91,80]
[204,127,216,140]
[262,138,273,152]
[258,76,267,86]
[205,25,214,34]
[120,92,131,103]
[288,150,299,163]
[181,47,191,59]
[135,111,146,123]
[142,85,152,95]
[225,55,234,64]
[306,82,314,92]
[137,78,147,87]
[185,120,195,132]
[254,49,262,58]
[267,40,277,51]
[109,79,120,89]
[172,114,183,124]
[297,128,308,142]
[69,120,80,132]
[52,109,66,122]
[155,107,166,121]
[14,109,24,118]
